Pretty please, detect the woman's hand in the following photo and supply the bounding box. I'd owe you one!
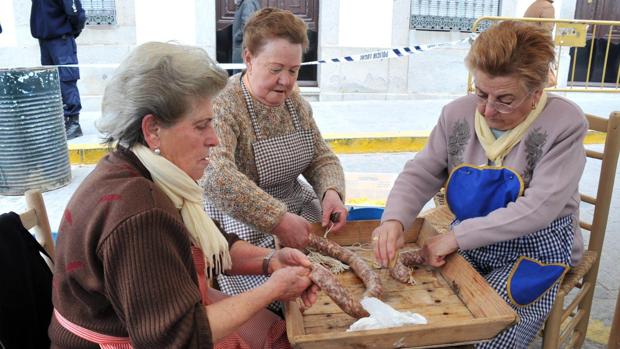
[268,266,313,301]
[421,232,459,267]
[372,220,405,268]
[268,247,312,273]
[268,249,319,309]
[272,212,311,249]
[321,189,348,232]
[299,283,320,310]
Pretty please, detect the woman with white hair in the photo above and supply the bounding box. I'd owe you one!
[48,42,318,349]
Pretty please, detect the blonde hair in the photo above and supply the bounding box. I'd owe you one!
[465,21,555,91]
[97,42,228,147]
[243,7,309,55]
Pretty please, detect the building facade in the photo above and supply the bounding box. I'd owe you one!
[0,0,599,110]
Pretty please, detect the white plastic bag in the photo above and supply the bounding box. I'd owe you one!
[347,297,427,332]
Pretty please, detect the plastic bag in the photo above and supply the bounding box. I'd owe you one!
[347,297,427,332]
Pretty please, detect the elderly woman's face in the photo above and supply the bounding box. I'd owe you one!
[157,97,218,180]
[245,38,302,106]
[474,71,541,131]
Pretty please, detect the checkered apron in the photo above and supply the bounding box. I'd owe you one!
[206,76,321,311]
[458,215,575,349]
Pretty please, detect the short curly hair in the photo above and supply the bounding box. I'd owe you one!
[465,21,555,91]
[243,7,309,55]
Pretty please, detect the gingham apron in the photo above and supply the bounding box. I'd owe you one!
[459,216,574,349]
[206,75,321,308]
[445,163,575,349]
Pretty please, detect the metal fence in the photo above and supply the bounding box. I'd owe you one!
[83,0,116,25]
[410,0,501,32]
[467,16,620,93]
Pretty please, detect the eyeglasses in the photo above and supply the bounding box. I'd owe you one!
[475,91,532,114]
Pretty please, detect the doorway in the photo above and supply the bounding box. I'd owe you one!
[215,0,319,86]
[569,0,620,85]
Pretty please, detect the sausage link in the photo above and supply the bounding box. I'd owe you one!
[307,234,383,317]
[309,263,369,318]
[308,234,383,299]
[400,249,424,267]
[389,258,416,285]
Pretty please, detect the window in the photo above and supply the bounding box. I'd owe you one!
[82,0,117,25]
[410,0,501,32]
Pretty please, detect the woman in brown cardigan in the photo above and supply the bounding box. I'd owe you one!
[49,42,318,349]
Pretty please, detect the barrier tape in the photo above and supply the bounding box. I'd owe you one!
[300,35,474,66]
[11,35,475,71]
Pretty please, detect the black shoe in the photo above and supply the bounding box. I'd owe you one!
[65,121,83,140]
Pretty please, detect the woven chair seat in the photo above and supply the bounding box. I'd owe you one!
[560,250,598,295]
[420,205,454,235]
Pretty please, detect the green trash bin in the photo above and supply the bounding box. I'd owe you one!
[0,67,71,195]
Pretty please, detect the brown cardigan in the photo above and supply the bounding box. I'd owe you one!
[49,147,239,348]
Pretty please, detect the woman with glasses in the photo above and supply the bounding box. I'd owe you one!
[372,21,587,348]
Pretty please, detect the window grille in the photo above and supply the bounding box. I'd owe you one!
[82,0,117,25]
[410,0,500,32]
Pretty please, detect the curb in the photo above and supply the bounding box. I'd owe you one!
[66,131,606,165]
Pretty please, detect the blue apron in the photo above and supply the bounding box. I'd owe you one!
[445,164,574,348]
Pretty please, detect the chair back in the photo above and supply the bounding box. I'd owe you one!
[19,189,55,268]
[580,112,620,260]
[542,111,620,348]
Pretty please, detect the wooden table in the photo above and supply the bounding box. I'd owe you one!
[284,216,517,349]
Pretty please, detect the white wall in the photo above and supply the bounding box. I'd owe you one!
[338,0,392,48]
[318,0,410,101]
[135,0,196,44]
[0,0,17,47]
[1,0,580,105]
[0,0,219,112]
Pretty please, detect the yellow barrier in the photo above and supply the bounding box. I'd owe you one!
[66,131,605,165]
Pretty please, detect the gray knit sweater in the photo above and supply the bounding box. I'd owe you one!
[382,93,587,263]
[203,74,345,233]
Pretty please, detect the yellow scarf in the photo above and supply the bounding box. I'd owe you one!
[132,144,232,278]
[475,92,547,166]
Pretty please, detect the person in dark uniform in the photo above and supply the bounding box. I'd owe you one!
[30,0,86,140]
[232,0,261,65]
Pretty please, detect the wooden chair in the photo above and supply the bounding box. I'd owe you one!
[609,289,620,349]
[18,189,55,269]
[541,111,620,348]
[424,111,620,348]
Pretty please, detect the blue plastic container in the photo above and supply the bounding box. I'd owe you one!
[347,207,384,221]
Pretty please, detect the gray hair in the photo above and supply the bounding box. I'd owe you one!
[96,42,228,148]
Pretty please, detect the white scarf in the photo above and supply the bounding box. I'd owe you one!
[131,144,232,278]
[475,92,548,166]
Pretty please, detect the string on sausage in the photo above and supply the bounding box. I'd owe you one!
[389,249,424,285]
[389,258,416,285]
